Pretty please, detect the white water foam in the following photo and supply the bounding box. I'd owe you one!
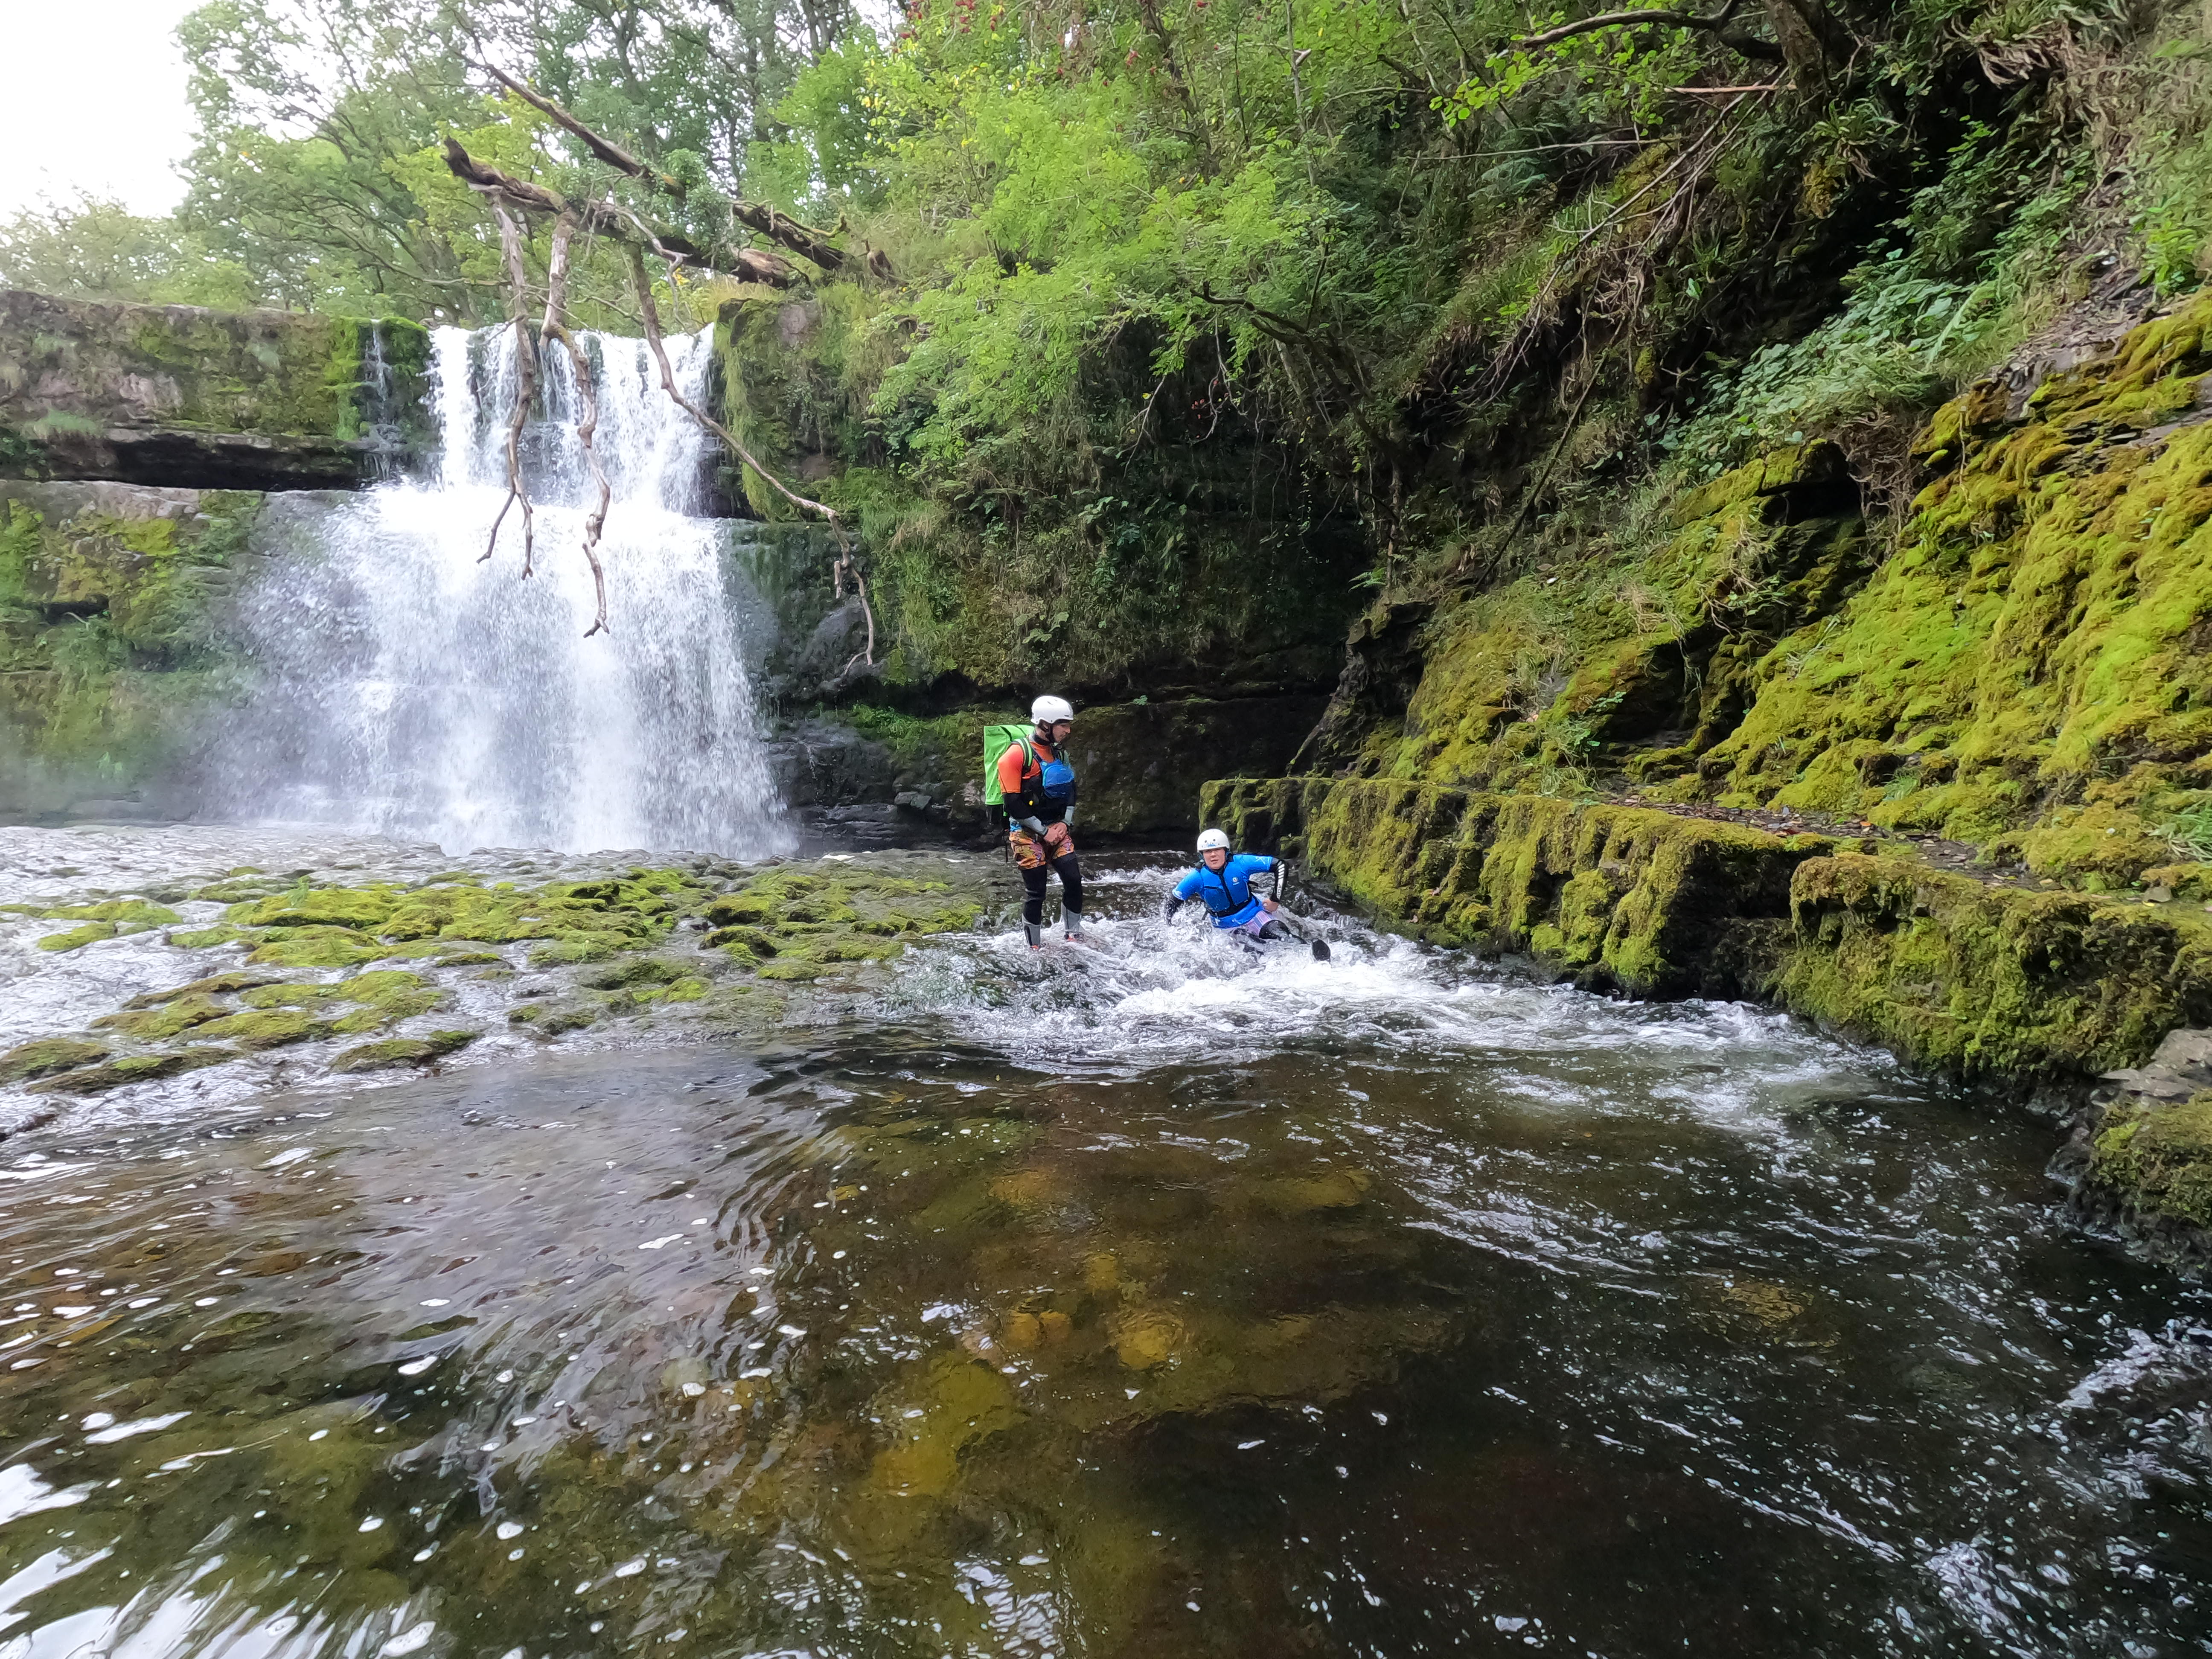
[203,326,793,859]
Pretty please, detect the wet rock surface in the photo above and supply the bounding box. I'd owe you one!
[0,825,1004,1137]
[0,289,429,490]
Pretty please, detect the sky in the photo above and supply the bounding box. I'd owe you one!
[0,0,202,218]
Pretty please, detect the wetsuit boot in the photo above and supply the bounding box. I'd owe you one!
[1063,909,1083,943]
[1025,921,1043,950]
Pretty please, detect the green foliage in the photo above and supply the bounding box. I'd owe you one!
[1662,119,2089,478]
[0,196,261,309]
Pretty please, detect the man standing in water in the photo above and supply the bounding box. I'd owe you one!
[1163,829,1327,957]
[999,694,1083,949]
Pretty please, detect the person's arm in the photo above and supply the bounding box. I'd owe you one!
[998,742,1045,832]
[1163,870,1195,923]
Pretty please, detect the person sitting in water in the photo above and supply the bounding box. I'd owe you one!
[1162,828,1294,945]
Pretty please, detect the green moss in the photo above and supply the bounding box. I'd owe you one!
[246,930,383,969]
[1216,777,1822,997]
[92,992,232,1041]
[0,1036,109,1083]
[2090,1091,2212,1230]
[37,921,117,952]
[36,899,182,927]
[578,958,691,990]
[167,926,249,949]
[229,888,403,929]
[1778,855,2212,1078]
[188,1009,331,1049]
[26,1047,233,1094]
[125,969,283,1006]
[329,1030,478,1074]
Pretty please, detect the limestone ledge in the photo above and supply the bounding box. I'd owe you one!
[0,852,999,1132]
[0,289,430,491]
[1205,774,2212,1265]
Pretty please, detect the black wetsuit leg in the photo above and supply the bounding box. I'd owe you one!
[1053,851,1082,920]
[1021,861,1050,927]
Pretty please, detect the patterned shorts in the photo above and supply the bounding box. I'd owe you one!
[1009,821,1075,869]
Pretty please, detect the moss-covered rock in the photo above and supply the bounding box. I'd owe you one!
[26,1047,233,1094]
[0,1036,110,1084]
[2087,1093,2212,1234]
[1214,774,2212,1080]
[1780,855,2212,1079]
[187,1009,330,1050]
[1316,292,2212,887]
[92,992,233,1042]
[0,289,429,489]
[0,480,262,821]
[329,1030,478,1074]
[1207,776,1827,997]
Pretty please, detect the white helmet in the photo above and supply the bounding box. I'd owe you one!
[1196,828,1231,853]
[1031,694,1074,725]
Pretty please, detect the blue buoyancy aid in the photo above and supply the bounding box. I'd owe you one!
[1173,854,1278,929]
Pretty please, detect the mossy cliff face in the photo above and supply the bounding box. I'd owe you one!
[1324,292,2212,890]
[1209,776,1822,998]
[0,480,262,820]
[713,293,1366,702]
[0,289,429,490]
[1208,776,2212,1083]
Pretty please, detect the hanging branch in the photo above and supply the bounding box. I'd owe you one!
[1515,0,1784,60]
[441,140,800,287]
[625,245,876,668]
[538,214,614,638]
[463,67,894,281]
[481,201,538,574]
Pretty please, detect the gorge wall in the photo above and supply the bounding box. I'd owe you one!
[1204,287,2212,1271]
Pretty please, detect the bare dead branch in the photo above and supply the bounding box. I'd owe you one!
[481,201,538,576]
[538,214,614,638]
[482,62,674,190]
[625,245,876,666]
[459,69,893,280]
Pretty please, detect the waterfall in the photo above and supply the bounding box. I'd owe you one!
[204,326,795,859]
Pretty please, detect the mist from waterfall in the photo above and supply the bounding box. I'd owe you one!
[204,326,795,859]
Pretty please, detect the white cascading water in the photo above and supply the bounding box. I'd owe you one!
[206,326,795,858]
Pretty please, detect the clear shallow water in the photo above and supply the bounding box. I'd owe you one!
[0,855,2208,1658]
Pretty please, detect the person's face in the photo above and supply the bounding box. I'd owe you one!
[1049,719,1073,743]
[1202,847,1228,870]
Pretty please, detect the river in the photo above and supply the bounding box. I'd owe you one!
[1,835,2207,1658]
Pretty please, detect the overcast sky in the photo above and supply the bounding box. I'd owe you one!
[0,0,203,218]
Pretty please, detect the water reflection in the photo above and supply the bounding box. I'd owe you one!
[0,876,2206,1658]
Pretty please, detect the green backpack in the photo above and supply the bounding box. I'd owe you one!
[981,723,1033,808]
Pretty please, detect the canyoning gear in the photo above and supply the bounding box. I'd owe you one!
[1164,852,1281,930]
[992,728,1077,828]
[1064,908,1084,941]
[1025,920,1044,950]
[1031,694,1074,726]
[1196,828,1231,854]
[982,723,1030,810]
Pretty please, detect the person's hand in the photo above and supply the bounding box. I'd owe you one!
[1261,898,1280,913]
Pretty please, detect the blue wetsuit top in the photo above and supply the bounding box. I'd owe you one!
[1172,854,1278,929]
